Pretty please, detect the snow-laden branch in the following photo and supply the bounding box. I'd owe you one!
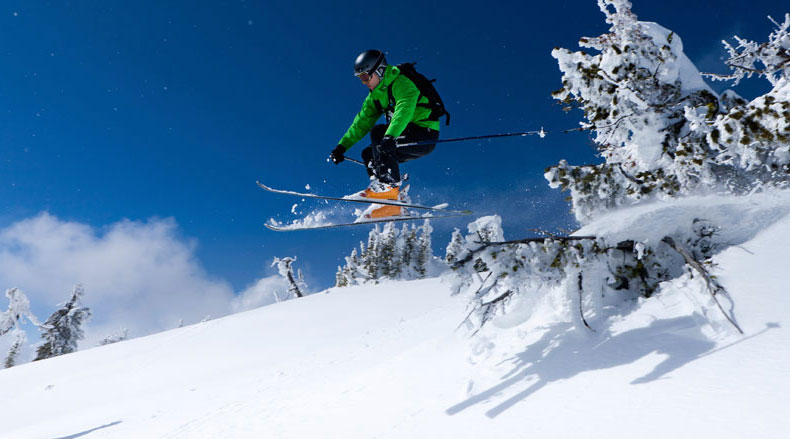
[705,14,790,86]
[1,288,41,336]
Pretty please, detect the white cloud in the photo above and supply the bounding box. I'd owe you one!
[232,275,291,313]
[0,213,241,347]
[0,212,316,360]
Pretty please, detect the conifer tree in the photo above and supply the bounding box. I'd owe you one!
[34,284,91,361]
[338,248,361,287]
[415,220,433,279]
[703,13,790,189]
[347,248,360,283]
[445,228,466,266]
[335,220,437,286]
[362,226,380,282]
[400,224,418,278]
[377,223,399,279]
[335,266,348,288]
[548,1,790,222]
[389,225,405,279]
[4,330,25,368]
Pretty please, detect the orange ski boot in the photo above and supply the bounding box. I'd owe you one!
[358,180,402,219]
[358,183,399,201]
[367,204,402,219]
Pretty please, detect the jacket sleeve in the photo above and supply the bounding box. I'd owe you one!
[385,75,420,138]
[338,95,382,150]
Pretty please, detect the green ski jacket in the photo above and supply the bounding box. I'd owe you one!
[338,65,440,150]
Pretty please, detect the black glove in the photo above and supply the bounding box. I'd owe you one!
[330,145,346,164]
[380,135,397,154]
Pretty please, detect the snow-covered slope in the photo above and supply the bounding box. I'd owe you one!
[2,196,790,438]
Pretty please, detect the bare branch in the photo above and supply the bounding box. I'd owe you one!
[577,272,595,332]
[662,237,744,334]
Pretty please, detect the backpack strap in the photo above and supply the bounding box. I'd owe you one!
[383,72,451,126]
[384,84,395,123]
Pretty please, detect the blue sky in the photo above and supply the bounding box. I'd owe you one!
[1,0,786,301]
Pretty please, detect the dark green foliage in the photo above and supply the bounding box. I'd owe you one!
[4,332,24,368]
[34,285,91,362]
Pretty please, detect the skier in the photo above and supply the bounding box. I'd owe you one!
[329,49,444,218]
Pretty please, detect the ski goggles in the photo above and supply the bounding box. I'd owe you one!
[355,71,373,83]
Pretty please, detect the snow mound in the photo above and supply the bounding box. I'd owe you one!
[576,190,790,246]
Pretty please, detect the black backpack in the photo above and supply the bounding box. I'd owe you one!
[385,62,451,126]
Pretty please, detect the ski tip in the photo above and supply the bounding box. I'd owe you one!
[425,209,472,217]
[428,203,472,215]
[264,223,301,232]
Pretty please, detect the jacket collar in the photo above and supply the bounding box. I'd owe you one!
[371,65,399,93]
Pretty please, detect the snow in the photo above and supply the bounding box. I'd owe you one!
[641,22,715,96]
[267,209,333,230]
[2,192,790,438]
[575,189,790,246]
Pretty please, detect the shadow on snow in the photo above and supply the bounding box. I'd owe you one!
[447,318,777,418]
[50,421,123,439]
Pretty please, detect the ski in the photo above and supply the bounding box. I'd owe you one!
[256,181,472,215]
[265,212,468,232]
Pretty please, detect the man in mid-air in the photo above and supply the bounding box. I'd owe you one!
[329,49,443,218]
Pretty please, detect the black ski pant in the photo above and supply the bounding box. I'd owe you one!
[361,123,439,183]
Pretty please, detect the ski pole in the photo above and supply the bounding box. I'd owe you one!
[330,128,547,166]
[327,154,367,167]
[395,128,546,147]
[344,157,367,166]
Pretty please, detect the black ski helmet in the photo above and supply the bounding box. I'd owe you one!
[354,49,387,78]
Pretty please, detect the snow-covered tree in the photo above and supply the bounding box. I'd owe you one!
[336,248,360,288]
[708,13,790,87]
[1,288,41,368]
[335,220,437,286]
[1,288,40,336]
[444,228,466,267]
[546,0,789,224]
[34,284,91,361]
[414,220,433,279]
[335,265,349,288]
[702,14,790,190]
[449,0,782,335]
[361,231,378,280]
[447,215,718,331]
[272,257,306,299]
[400,224,418,270]
[548,0,725,222]
[99,328,129,346]
[5,331,26,368]
[377,223,399,279]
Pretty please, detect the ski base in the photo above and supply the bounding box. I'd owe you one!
[264,213,467,231]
